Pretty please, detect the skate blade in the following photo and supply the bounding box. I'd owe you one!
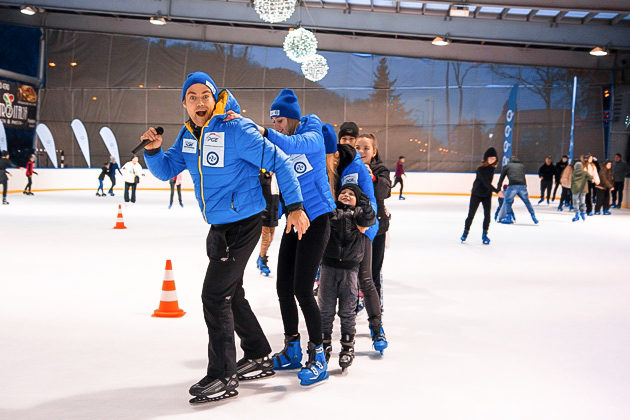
[238,370,276,381]
[340,367,350,375]
[189,389,238,405]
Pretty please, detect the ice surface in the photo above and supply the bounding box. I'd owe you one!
[1,191,629,420]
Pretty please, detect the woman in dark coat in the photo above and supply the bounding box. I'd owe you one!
[462,147,499,244]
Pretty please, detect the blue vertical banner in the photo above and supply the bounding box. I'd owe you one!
[568,76,577,163]
[502,84,519,167]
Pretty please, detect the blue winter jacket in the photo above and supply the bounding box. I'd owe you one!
[266,114,335,221]
[144,90,303,225]
[340,151,379,242]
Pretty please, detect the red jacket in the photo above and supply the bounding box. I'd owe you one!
[395,160,405,178]
[26,161,35,176]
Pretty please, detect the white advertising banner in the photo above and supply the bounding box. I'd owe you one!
[0,119,6,151]
[35,123,58,168]
[71,119,91,167]
[99,126,120,167]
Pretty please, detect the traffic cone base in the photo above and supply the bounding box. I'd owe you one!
[113,204,127,229]
[153,259,185,318]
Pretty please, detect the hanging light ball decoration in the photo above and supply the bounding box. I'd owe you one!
[283,27,318,63]
[254,0,296,24]
[301,54,329,82]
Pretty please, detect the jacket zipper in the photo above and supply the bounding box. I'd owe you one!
[186,121,210,223]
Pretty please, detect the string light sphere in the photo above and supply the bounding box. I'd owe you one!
[283,27,318,63]
[301,54,329,82]
[253,0,296,24]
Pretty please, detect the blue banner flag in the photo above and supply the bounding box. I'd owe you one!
[569,76,577,163]
[501,84,519,167]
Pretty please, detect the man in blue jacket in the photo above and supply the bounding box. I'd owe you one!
[140,72,309,405]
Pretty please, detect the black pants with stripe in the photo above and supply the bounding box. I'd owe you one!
[202,212,271,379]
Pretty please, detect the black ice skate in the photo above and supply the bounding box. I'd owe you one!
[322,336,332,363]
[188,374,239,405]
[339,334,355,373]
[236,355,275,381]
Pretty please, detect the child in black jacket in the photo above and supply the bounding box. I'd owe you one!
[318,183,376,371]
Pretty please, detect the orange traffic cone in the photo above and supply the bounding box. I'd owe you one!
[113,204,127,229]
[152,260,186,318]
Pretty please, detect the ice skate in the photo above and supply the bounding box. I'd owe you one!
[603,210,612,215]
[594,211,601,215]
[297,342,329,386]
[236,355,275,381]
[531,214,539,224]
[272,334,303,369]
[322,336,332,363]
[460,230,468,243]
[482,232,490,245]
[258,255,270,276]
[580,212,586,221]
[572,212,580,222]
[2,199,9,205]
[338,334,355,373]
[499,214,513,224]
[188,374,239,405]
[369,318,388,355]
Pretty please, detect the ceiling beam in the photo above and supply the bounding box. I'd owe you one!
[611,13,628,25]
[554,10,568,23]
[582,12,596,24]
[1,8,626,71]
[526,9,538,21]
[1,0,628,50]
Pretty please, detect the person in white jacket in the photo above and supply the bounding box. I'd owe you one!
[121,156,144,203]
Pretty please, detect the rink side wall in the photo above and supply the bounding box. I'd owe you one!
[5,169,630,208]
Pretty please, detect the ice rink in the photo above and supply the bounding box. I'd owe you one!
[1,190,629,420]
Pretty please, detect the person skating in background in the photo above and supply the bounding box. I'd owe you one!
[168,172,183,209]
[571,161,592,222]
[354,132,391,304]
[496,155,538,224]
[612,153,630,208]
[23,154,38,196]
[107,156,122,196]
[142,72,308,404]
[461,147,499,244]
[584,154,600,215]
[323,125,388,355]
[319,183,376,370]
[558,162,574,211]
[0,151,15,205]
[96,162,110,197]
[494,184,516,222]
[121,155,144,204]
[391,155,406,200]
[595,160,614,215]
[338,121,359,147]
[537,155,555,205]
[257,170,279,277]
[552,155,568,202]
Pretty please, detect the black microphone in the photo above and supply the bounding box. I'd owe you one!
[132,126,164,154]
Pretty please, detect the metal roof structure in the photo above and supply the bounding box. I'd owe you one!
[1,0,629,70]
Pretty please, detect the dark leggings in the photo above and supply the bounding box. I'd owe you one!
[1,179,6,199]
[277,213,330,345]
[586,181,594,213]
[540,180,552,201]
[25,176,32,193]
[371,233,386,302]
[359,236,382,324]
[392,177,404,196]
[595,189,610,212]
[552,180,561,201]
[612,181,624,206]
[464,195,491,233]
[170,183,182,205]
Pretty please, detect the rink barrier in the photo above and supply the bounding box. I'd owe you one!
[4,168,629,208]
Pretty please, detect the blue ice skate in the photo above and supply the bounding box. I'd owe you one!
[603,210,612,215]
[572,212,580,222]
[370,324,388,355]
[580,212,586,221]
[531,214,539,224]
[499,214,513,224]
[257,255,271,276]
[460,230,468,243]
[482,232,490,245]
[297,342,329,386]
[272,334,303,370]
[594,211,601,215]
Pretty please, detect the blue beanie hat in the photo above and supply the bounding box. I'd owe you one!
[322,123,337,154]
[181,72,218,102]
[270,88,301,120]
